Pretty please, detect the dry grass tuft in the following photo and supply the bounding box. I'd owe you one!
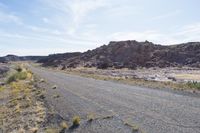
[60,121,68,129]
[72,116,81,127]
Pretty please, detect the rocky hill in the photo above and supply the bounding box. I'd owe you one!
[39,40,200,69]
[38,52,81,67]
[0,55,45,63]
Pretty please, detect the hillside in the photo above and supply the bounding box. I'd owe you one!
[38,52,81,67]
[0,55,45,63]
[38,40,200,69]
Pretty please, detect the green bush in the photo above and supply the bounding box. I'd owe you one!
[15,72,27,80]
[7,75,17,83]
[187,81,200,90]
[7,72,28,83]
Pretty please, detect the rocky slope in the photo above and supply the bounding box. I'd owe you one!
[38,52,81,67]
[38,40,200,69]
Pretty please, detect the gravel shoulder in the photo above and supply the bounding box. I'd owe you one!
[30,65,200,133]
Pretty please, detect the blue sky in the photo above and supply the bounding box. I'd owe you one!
[0,0,200,56]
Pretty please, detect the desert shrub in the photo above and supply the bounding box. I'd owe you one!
[60,121,68,129]
[72,116,81,127]
[7,71,28,83]
[7,75,17,83]
[15,72,27,80]
[187,81,200,90]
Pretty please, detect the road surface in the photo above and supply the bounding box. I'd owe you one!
[30,66,200,133]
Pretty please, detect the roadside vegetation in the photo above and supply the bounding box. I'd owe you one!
[6,65,32,84]
[1,64,96,132]
[0,65,46,132]
[187,81,200,90]
[1,64,72,133]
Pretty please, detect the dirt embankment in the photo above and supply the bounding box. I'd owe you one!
[0,65,68,133]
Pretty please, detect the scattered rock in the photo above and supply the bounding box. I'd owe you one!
[52,85,57,89]
[168,76,177,81]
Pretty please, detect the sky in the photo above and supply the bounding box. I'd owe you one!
[0,0,200,56]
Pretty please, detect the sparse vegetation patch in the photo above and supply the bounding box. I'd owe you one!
[0,64,49,132]
[6,69,29,83]
[60,121,68,129]
[72,116,81,127]
[187,81,200,90]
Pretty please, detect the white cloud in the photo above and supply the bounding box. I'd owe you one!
[41,0,108,34]
[68,0,107,25]
[108,23,200,45]
[0,30,97,48]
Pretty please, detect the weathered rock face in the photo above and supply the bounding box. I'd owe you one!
[38,40,200,69]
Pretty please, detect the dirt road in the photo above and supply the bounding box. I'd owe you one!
[30,66,200,133]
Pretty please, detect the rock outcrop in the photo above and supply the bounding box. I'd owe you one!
[37,40,200,69]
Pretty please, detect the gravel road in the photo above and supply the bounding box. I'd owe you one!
[30,66,200,133]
